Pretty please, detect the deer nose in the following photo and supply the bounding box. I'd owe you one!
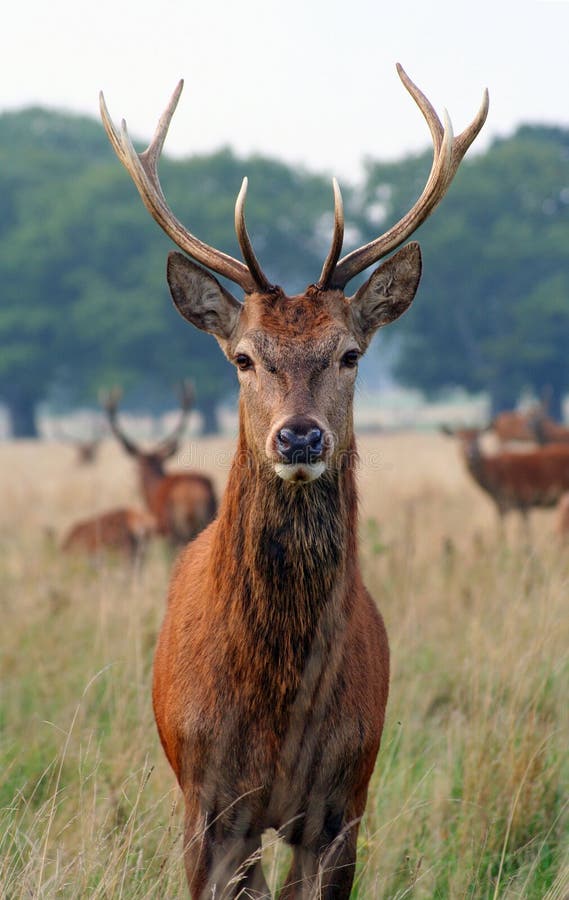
[276,422,324,464]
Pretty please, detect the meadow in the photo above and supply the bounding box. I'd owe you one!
[1,431,568,898]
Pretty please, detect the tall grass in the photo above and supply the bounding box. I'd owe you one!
[0,434,567,897]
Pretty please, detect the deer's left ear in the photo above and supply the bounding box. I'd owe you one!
[349,242,422,348]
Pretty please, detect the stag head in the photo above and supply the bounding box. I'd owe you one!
[101,382,194,471]
[100,66,488,483]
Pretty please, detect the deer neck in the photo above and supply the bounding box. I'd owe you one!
[137,458,166,511]
[210,423,359,670]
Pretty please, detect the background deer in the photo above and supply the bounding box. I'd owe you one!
[488,409,543,446]
[61,506,157,559]
[488,388,569,447]
[101,64,487,898]
[444,426,569,525]
[530,416,569,445]
[54,419,106,465]
[102,383,217,546]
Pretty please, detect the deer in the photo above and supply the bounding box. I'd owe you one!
[54,419,106,464]
[444,426,569,526]
[102,383,217,546]
[530,416,569,445]
[487,409,544,446]
[488,408,569,447]
[488,388,569,447]
[100,64,488,898]
[61,506,157,559]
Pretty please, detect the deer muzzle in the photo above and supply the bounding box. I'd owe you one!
[271,417,330,483]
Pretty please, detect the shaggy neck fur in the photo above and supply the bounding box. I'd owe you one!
[210,424,359,716]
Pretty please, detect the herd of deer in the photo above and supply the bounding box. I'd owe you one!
[89,64,493,899]
[62,392,569,563]
[444,405,569,535]
[61,382,217,559]
[45,62,563,898]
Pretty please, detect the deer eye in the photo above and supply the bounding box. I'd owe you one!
[341,350,360,369]
[235,353,254,371]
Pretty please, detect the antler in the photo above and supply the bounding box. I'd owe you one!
[324,64,489,290]
[317,178,345,289]
[99,83,272,295]
[100,387,140,457]
[157,380,195,459]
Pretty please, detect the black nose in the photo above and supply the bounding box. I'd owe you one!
[276,423,324,464]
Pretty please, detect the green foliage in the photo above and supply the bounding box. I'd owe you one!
[1,105,569,434]
[0,110,338,434]
[362,126,569,414]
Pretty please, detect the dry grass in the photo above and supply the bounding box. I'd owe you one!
[1,432,568,898]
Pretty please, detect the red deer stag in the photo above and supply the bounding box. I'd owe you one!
[100,65,488,898]
[530,416,569,445]
[489,408,569,447]
[102,383,217,546]
[488,409,544,446]
[445,427,569,524]
[62,507,157,559]
[55,420,105,464]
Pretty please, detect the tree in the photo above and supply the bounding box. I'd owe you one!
[361,126,569,417]
[0,111,342,435]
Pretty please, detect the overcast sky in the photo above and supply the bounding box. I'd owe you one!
[2,0,568,182]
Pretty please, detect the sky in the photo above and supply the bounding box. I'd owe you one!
[2,0,568,182]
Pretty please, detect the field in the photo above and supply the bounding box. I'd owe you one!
[1,432,568,898]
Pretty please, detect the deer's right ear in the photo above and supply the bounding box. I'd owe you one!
[349,243,422,349]
[167,252,242,342]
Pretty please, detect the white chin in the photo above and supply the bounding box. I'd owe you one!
[274,462,326,483]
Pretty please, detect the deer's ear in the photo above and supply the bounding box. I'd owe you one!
[167,252,242,342]
[349,242,422,348]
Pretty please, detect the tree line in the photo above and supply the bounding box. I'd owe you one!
[1,106,568,435]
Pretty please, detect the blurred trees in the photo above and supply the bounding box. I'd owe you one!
[362,125,569,418]
[0,110,340,435]
[1,106,569,435]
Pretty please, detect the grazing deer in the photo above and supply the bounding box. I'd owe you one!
[100,64,488,898]
[102,383,217,546]
[61,506,157,559]
[55,420,106,464]
[445,427,569,524]
[488,409,543,446]
[530,416,569,445]
[488,408,569,447]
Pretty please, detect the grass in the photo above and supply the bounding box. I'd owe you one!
[0,433,568,897]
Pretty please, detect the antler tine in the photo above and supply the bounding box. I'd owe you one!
[454,87,490,163]
[100,86,269,295]
[318,178,345,289]
[235,178,273,293]
[396,63,444,155]
[99,387,140,456]
[330,65,488,290]
[157,382,195,457]
[98,386,122,416]
[178,379,196,414]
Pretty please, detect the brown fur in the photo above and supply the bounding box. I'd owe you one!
[532,418,569,444]
[103,387,217,546]
[450,428,569,519]
[490,408,569,446]
[61,507,157,558]
[151,249,423,898]
[134,455,217,545]
[100,68,487,895]
[489,410,541,444]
